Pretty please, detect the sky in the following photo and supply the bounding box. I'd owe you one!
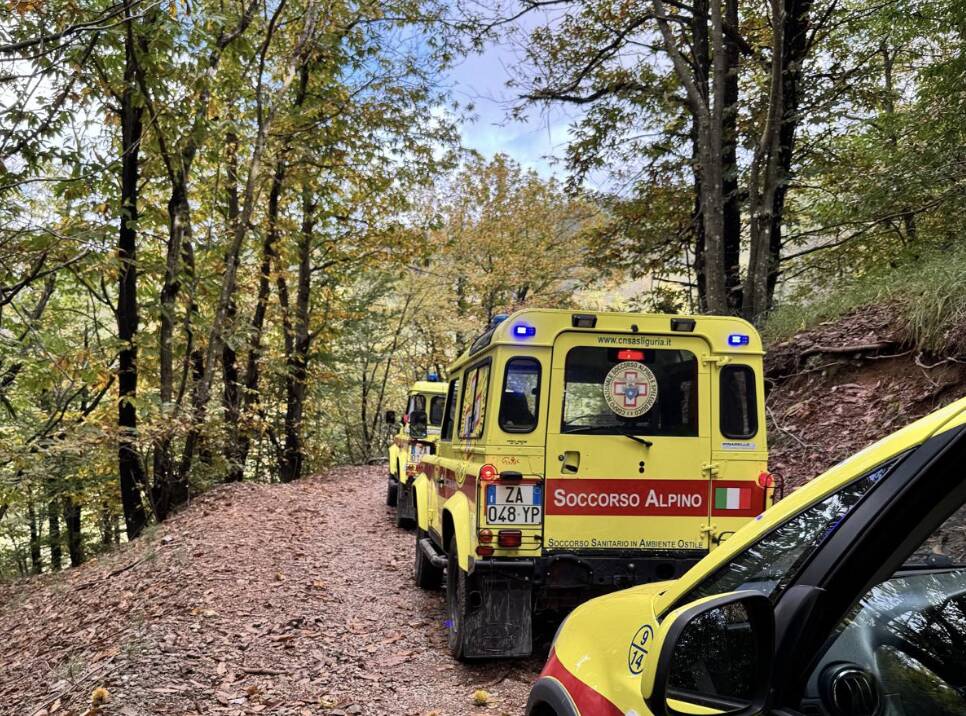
[443,38,581,180]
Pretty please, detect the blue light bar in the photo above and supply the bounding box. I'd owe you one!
[728,333,750,347]
[512,323,536,338]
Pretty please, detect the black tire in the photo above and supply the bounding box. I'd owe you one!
[527,705,561,716]
[386,477,398,507]
[395,492,409,528]
[414,529,443,590]
[447,535,473,660]
[396,482,415,529]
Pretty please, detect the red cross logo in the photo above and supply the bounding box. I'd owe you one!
[613,370,647,408]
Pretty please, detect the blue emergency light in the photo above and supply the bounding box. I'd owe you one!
[728,333,750,347]
[512,323,536,338]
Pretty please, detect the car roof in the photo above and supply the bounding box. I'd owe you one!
[652,395,966,614]
[409,380,447,395]
[447,308,762,372]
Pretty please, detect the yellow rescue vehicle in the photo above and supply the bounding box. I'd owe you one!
[386,377,447,527]
[412,309,772,659]
[527,397,966,716]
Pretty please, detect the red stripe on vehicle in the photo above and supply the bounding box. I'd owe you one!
[541,649,624,716]
[545,479,708,516]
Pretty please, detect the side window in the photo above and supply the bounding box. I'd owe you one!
[720,365,758,439]
[499,357,540,433]
[429,396,445,426]
[808,504,966,713]
[459,363,491,440]
[683,458,899,604]
[440,379,460,441]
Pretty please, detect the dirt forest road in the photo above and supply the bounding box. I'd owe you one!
[0,466,544,715]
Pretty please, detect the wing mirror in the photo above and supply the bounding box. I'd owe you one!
[642,591,774,716]
[385,410,397,425]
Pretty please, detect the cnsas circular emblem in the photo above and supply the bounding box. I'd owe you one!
[603,361,658,418]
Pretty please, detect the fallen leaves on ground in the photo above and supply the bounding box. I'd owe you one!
[0,467,542,715]
[766,306,966,490]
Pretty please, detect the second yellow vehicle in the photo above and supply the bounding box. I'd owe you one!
[412,309,774,659]
[386,377,447,527]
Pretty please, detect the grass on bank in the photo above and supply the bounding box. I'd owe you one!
[764,244,966,356]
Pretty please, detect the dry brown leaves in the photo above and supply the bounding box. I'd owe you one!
[766,307,966,490]
[0,467,541,715]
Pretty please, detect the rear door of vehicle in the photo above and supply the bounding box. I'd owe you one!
[543,331,713,552]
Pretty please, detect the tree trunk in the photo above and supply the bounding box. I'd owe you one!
[689,0,709,312]
[153,177,191,521]
[100,503,114,546]
[765,0,812,307]
[654,0,728,313]
[279,185,315,483]
[228,158,286,482]
[117,2,148,540]
[64,497,84,567]
[722,0,742,312]
[28,501,42,574]
[48,500,62,571]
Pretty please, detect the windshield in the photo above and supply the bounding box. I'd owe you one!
[684,459,898,603]
[561,346,699,436]
[429,395,445,426]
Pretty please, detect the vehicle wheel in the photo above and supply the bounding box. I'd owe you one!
[395,495,410,528]
[414,529,443,590]
[447,535,474,660]
[386,477,398,507]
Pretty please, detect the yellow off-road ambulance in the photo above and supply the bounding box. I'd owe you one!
[386,377,447,527]
[527,397,966,716]
[411,309,772,659]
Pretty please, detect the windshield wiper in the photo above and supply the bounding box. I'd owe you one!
[562,424,654,447]
[622,433,653,448]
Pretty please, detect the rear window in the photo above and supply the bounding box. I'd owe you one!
[429,396,445,426]
[720,365,758,439]
[499,357,540,433]
[562,347,698,436]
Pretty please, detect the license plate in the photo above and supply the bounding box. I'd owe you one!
[485,484,542,525]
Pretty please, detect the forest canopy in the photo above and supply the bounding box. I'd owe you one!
[1,0,965,575]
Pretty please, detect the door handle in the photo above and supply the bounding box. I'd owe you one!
[561,450,580,474]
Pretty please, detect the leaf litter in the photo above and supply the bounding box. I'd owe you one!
[0,467,542,715]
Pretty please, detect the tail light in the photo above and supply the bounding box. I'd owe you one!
[479,464,499,481]
[476,545,494,557]
[478,529,493,544]
[498,530,522,548]
[758,471,775,488]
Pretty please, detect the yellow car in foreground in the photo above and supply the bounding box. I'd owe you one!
[528,396,966,716]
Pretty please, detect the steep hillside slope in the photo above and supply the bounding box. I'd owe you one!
[765,305,966,491]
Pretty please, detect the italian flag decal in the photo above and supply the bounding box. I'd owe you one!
[714,485,752,511]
